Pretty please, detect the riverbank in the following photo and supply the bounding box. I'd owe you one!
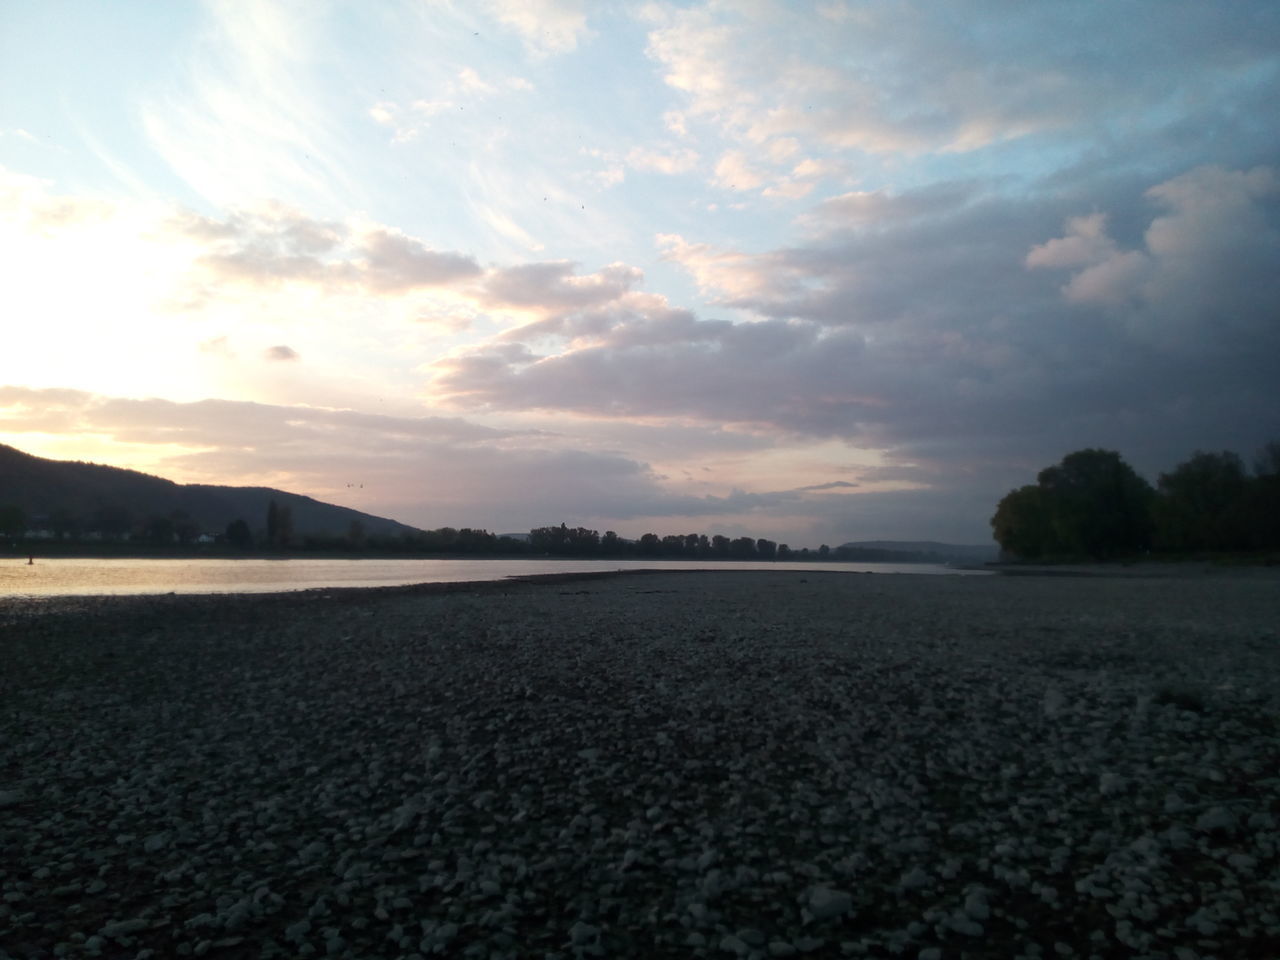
[2,570,1278,958]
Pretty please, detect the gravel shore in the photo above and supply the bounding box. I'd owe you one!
[2,569,1278,959]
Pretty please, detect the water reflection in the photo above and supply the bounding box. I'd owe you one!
[1,556,989,598]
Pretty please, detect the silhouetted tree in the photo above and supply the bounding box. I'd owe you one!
[1245,440,1280,550]
[1154,451,1249,551]
[992,449,1154,559]
[49,507,79,540]
[530,523,568,553]
[145,515,175,544]
[266,500,293,547]
[530,523,600,554]
[990,485,1054,559]
[0,504,25,542]
[225,518,253,549]
[756,538,776,560]
[711,535,731,557]
[172,510,201,545]
[1036,449,1154,557]
[92,502,133,540]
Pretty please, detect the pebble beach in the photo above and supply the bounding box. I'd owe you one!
[2,568,1278,960]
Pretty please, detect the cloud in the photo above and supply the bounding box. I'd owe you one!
[428,164,1280,499]
[1029,165,1280,343]
[0,386,871,539]
[199,336,234,357]
[432,306,875,436]
[479,260,644,315]
[481,0,590,57]
[712,151,766,191]
[1025,213,1116,270]
[0,166,115,233]
[264,345,299,362]
[626,146,700,175]
[0,387,511,449]
[656,233,788,304]
[172,204,482,293]
[803,183,975,233]
[368,99,456,143]
[369,67,533,143]
[360,229,485,292]
[642,1,1280,168]
[140,1,361,210]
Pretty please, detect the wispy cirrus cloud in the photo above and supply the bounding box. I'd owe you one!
[369,66,533,143]
[139,1,361,211]
[642,1,1280,193]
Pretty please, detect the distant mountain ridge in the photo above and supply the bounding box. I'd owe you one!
[837,540,998,562]
[0,442,418,540]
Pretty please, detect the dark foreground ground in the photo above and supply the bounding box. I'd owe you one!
[1,570,1278,960]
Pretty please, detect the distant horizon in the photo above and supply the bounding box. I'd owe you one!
[3,438,998,552]
[3,3,1276,546]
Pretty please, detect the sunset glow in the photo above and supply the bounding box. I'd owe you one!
[3,2,1277,544]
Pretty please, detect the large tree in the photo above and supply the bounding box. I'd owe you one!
[1037,449,1154,558]
[1245,441,1280,550]
[1154,450,1249,551]
[992,449,1154,559]
[990,484,1053,559]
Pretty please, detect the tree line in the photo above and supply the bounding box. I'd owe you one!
[0,503,206,546]
[990,442,1280,560]
[523,524,817,560]
[3,497,859,561]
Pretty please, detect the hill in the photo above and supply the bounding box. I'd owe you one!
[0,442,419,542]
[837,540,998,563]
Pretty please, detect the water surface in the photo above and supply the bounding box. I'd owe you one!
[0,556,990,598]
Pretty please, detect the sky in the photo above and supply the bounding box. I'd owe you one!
[2,1,1278,547]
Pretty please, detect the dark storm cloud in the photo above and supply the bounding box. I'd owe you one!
[434,164,1280,487]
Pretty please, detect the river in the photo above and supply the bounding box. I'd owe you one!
[0,556,990,597]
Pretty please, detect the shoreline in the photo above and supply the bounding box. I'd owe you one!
[3,571,1278,957]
